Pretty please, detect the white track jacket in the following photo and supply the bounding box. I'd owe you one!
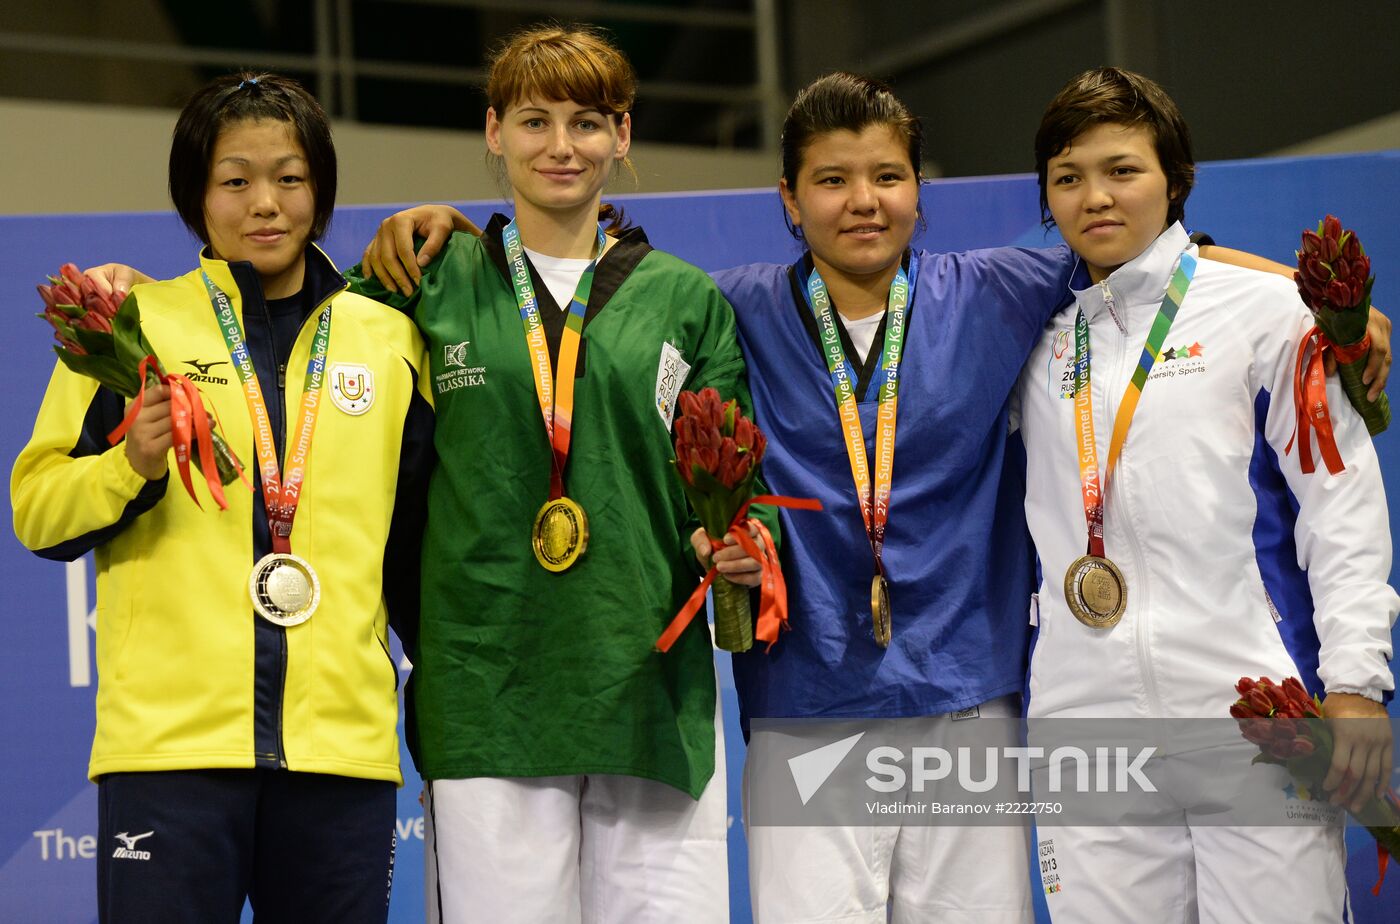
[1016,223,1396,719]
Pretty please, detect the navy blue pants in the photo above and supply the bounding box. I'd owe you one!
[97,768,396,924]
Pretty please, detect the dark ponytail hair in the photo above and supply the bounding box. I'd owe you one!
[779,72,924,240]
[169,71,336,244]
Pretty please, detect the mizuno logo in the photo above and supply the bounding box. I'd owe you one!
[184,358,230,385]
[115,831,152,850]
[185,359,229,376]
[113,830,153,860]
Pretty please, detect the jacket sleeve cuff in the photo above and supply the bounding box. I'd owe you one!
[104,441,154,500]
[1324,685,1386,703]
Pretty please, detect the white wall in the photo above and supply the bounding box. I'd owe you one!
[0,97,780,217]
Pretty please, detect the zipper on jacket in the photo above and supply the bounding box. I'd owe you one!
[277,628,289,769]
[260,297,292,771]
[1100,280,1126,333]
[1101,291,1164,716]
[263,279,345,770]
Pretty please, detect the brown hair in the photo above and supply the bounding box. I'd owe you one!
[1034,66,1195,227]
[486,23,636,230]
[779,72,924,241]
[486,23,635,119]
[169,71,336,244]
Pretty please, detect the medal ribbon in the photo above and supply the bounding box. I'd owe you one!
[1074,253,1196,558]
[803,259,912,574]
[202,271,330,554]
[503,219,606,501]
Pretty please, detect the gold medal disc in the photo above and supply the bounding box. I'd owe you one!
[249,552,320,627]
[532,496,589,572]
[871,574,892,648]
[1064,554,1126,628]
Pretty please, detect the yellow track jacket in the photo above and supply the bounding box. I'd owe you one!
[12,247,432,783]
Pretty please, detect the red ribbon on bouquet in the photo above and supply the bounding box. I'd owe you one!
[655,494,822,654]
[1376,786,1400,895]
[107,354,247,510]
[1286,328,1369,475]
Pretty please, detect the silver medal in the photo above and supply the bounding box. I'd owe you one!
[249,552,320,627]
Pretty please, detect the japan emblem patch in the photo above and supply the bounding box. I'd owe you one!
[329,363,375,415]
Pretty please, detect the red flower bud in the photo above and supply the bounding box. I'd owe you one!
[1246,689,1273,716]
[1326,278,1352,308]
[732,453,753,484]
[699,388,723,428]
[1322,214,1343,243]
[75,310,112,333]
[1300,229,1322,257]
[1236,677,1258,696]
[678,390,703,422]
[734,416,755,452]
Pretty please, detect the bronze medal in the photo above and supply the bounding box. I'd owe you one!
[249,552,320,627]
[1064,554,1126,628]
[871,574,892,648]
[532,496,589,572]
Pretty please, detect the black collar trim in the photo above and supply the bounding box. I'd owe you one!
[217,243,348,322]
[483,213,652,373]
[785,250,914,401]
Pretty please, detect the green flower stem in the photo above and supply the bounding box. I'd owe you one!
[1337,358,1391,436]
[712,576,754,653]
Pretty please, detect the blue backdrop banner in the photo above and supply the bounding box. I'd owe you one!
[1,150,1398,922]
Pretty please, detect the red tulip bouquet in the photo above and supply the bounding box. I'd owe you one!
[1230,676,1400,893]
[668,387,769,652]
[38,264,244,509]
[1293,216,1390,442]
[657,387,821,654]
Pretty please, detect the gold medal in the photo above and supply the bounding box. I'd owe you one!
[1064,554,1126,628]
[532,496,589,572]
[871,574,892,648]
[249,552,320,627]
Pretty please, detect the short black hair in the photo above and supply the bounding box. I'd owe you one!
[1034,66,1195,227]
[168,71,336,244]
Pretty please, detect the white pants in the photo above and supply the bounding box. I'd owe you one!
[1035,751,1349,923]
[743,696,1033,924]
[424,709,729,923]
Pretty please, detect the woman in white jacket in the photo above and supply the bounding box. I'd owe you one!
[1015,66,1396,923]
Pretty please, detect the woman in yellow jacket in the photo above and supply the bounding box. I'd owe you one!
[11,72,432,924]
